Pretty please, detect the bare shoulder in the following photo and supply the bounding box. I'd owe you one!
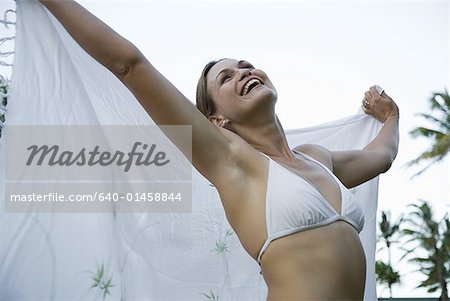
[293,144,334,170]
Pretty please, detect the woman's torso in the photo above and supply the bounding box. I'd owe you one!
[216,141,366,300]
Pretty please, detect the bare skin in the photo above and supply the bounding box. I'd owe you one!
[38,1,400,299]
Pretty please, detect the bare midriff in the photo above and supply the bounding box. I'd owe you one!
[260,221,366,301]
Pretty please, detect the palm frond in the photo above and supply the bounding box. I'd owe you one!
[429,90,450,114]
[415,113,450,131]
[408,88,450,176]
[410,127,445,139]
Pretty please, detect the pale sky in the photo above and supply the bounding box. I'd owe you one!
[1,0,449,298]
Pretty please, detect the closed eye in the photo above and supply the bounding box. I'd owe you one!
[221,73,232,84]
[218,61,255,85]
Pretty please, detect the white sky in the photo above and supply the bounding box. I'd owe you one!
[1,0,449,298]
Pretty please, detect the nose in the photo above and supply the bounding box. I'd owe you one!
[238,68,252,82]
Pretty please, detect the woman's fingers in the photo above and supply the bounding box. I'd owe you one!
[362,103,370,113]
[364,91,372,107]
[362,85,400,122]
[369,85,381,98]
[362,85,399,122]
[362,86,382,115]
[362,94,371,111]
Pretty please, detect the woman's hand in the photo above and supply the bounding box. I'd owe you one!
[362,85,399,123]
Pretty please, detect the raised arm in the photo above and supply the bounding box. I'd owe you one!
[330,85,399,188]
[39,0,234,183]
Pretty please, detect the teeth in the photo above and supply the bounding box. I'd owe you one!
[242,79,261,96]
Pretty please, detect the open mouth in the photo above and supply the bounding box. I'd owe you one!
[241,78,264,96]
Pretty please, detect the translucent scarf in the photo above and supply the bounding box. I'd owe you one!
[0,1,381,300]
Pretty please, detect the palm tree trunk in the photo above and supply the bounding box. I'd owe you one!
[439,281,448,301]
[436,247,448,301]
[388,245,393,298]
[388,245,392,266]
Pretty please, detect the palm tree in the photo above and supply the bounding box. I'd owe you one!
[376,260,401,299]
[408,89,450,176]
[401,201,450,301]
[376,210,403,298]
[379,211,403,264]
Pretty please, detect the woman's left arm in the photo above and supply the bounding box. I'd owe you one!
[331,85,399,188]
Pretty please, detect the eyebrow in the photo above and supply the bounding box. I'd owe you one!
[215,60,249,82]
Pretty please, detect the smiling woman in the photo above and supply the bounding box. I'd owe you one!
[192,57,392,300]
[9,0,399,300]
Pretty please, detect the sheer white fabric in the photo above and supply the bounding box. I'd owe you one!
[0,1,380,300]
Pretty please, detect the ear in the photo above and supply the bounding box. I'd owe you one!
[208,114,225,127]
[208,114,230,128]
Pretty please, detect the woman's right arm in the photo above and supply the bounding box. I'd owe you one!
[39,0,236,183]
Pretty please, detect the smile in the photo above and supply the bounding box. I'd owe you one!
[241,78,264,96]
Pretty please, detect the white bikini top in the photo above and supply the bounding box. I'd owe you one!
[257,150,365,265]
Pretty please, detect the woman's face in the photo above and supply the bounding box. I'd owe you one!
[206,59,277,124]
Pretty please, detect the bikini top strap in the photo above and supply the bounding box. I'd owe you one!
[292,149,338,181]
[259,151,270,159]
[261,150,331,172]
[262,149,338,185]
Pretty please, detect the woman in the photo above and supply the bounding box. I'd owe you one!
[39,1,399,300]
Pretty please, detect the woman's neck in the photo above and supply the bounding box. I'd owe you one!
[233,116,296,161]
